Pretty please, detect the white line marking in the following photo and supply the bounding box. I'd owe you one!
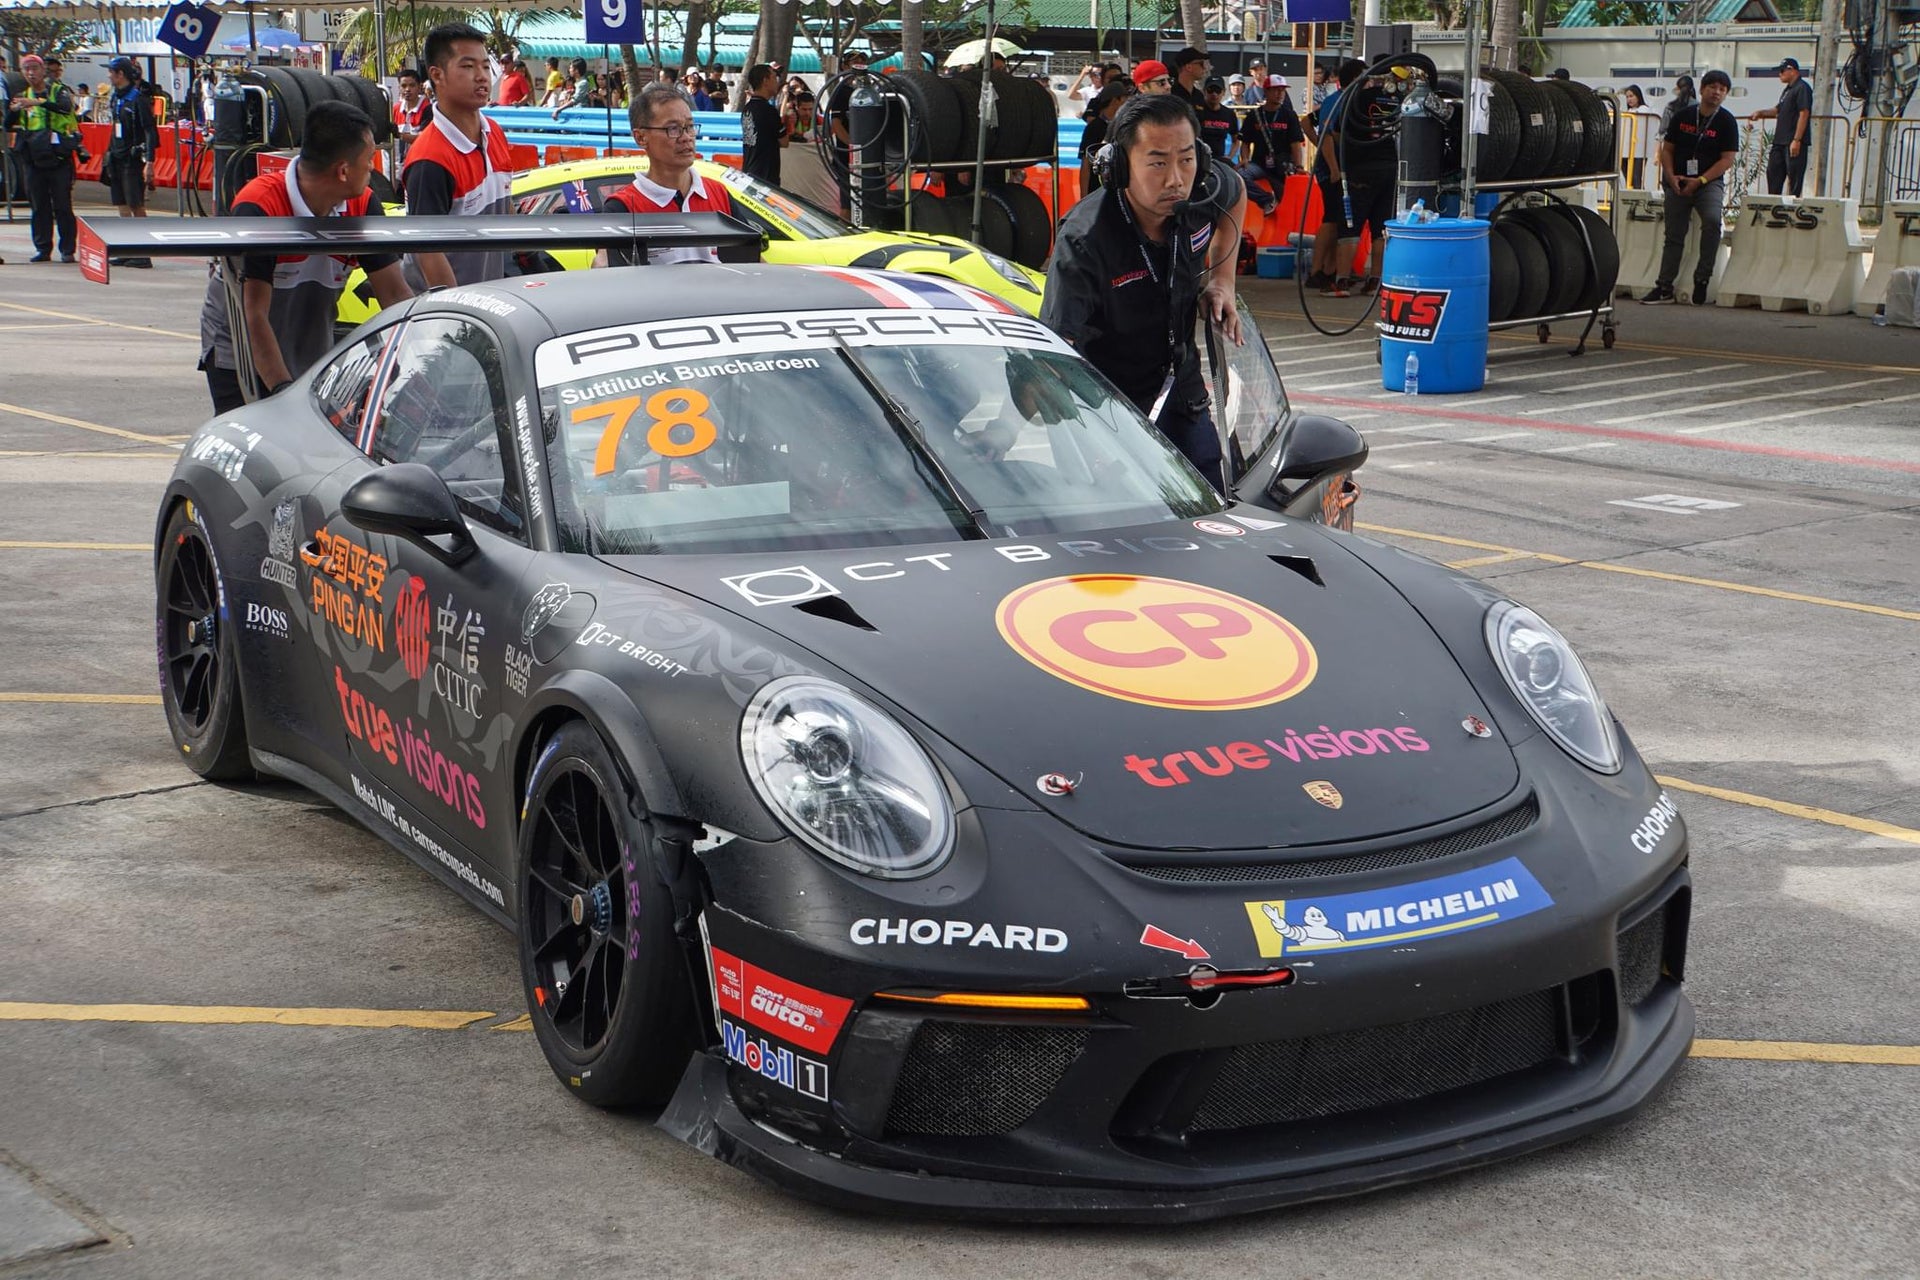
[1367,423,1454,433]
[1454,432,1532,443]
[1269,349,1376,369]
[1609,500,1698,513]
[1300,375,1406,392]
[1339,412,1381,420]
[1605,376,1898,425]
[1669,378,1905,432]
[1387,461,1442,468]
[1520,363,1743,413]
[1369,439,1450,451]
[1710,390,1920,429]
[1539,441,1619,453]
[1431,393,1528,408]
[1484,357,1676,388]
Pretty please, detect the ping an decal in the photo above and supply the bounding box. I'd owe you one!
[1242,856,1552,958]
[710,947,852,1055]
[1376,286,1451,344]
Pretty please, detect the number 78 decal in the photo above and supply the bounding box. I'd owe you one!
[571,387,718,476]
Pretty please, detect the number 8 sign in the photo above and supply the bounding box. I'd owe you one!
[584,0,647,45]
[158,0,219,57]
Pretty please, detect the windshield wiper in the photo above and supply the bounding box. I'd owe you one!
[832,339,993,540]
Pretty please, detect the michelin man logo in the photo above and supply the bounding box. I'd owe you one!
[1262,903,1346,945]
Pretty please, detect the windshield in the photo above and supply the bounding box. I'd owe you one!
[521,166,854,242]
[535,308,1224,556]
[1205,296,1291,473]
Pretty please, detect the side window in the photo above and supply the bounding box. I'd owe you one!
[369,316,527,539]
[310,328,389,445]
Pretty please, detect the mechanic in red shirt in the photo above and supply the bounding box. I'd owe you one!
[602,83,734,265]
[196,101,411,410]
[402,22,513,288]
[391,66,433,157]
[497,58,532,106]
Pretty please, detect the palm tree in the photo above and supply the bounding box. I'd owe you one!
[338,5,577,75]
[1179,0,1206,50]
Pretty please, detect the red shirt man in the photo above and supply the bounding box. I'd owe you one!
[602,84,735,264]
[497,61,532,106]
[402,22,513,286]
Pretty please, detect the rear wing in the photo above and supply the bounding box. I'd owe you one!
[75,212,763,284]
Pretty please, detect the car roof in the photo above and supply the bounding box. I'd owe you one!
[439,261,1013,334]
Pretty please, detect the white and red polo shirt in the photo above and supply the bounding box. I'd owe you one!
[602,168,735,265]
[400,110,514,283]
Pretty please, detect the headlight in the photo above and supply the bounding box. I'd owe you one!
[1484,602,1621,773]
[741,676,955,878]
[978,249,1037,291]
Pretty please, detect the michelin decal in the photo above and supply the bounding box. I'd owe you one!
[1244,856,1552,958]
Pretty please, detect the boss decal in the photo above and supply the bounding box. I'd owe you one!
[996,574,1317,711]
[1243,856,1553,958]
[1376,286,1451,344]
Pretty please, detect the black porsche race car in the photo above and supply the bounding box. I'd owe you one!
[131,218,1692,1221]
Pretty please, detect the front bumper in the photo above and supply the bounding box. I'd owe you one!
[660,742,1695,1221]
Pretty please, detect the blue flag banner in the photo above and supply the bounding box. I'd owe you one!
[584,0,648,46]
[1286,0,1354,20]
[157,0,219,58]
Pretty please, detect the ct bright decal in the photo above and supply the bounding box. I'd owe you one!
[1243,857,1553,958]
[996,574,1317,711]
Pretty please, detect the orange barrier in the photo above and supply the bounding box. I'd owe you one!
[76,123,108,182]
[713,153,742,169]
[1020,165,1081,219]
[507,143,541,171]
[543,144,597,166]
[152,128,178,189]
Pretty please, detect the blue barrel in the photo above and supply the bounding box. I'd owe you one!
[1378,215,1490,394]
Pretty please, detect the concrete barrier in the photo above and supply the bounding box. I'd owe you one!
[1613,189,1727,302]
[1718,195,1866,315]
[1857,201,1920,317]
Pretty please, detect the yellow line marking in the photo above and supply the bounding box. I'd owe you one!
[1444,550,1542,569]
[0,399,183,446]
[0,1002,495,1030]
[491,1014,534,1032]
[0,693,161,705]
[1359,522,1920,623]
[1657,775,1920,847]
[0,322,94,332]
[0,449,178,459]
[0,299,199,340]
[1690,1039,1920,1066]
[0,540,148,550]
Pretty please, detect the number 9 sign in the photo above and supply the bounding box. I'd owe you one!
[158,0,218,57]
[584,0,646,44]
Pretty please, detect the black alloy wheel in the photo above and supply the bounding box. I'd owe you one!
[156,502,251,779]
[518,721,696,1107]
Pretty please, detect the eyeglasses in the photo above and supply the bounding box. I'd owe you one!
[1145,76,1171,87]
[637,122,702,140]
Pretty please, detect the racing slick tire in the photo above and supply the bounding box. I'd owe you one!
[1487,222,1520,322]
[1556,203,1620,310]
[1509,206,1586,315]
[945,191,1015,259]
[993,180,1053,268]
[1548,79,1612,176]
[155,501,252,781]
[517,720,697,1109]
[1484,69,1552,180]
[1492,216,1550,319]
[890,70,961,163]
[334,73,395,145]
[248,67,307,150]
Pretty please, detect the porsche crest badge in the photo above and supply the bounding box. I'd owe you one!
[1302,781,1343,809]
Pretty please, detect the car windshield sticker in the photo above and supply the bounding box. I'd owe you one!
[1242,857,1552,958]
[575,387,719,475]
[536,307,1070,385]
[997,574,1317,711]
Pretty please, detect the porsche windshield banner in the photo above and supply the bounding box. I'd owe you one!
[1375,286,1451,344]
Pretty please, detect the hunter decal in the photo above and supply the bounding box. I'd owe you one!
[1376,286,1451,344]
[996,574,1317,711]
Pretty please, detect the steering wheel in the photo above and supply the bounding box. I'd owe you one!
[415,411,498,472]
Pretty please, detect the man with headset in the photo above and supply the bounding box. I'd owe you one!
[1042,92,1244,490]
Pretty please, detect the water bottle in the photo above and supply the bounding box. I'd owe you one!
[1407,198,1426,223]
[1404,352,1420,395]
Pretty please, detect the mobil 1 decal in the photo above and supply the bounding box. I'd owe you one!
[1242,857,1552,958]
[1375,285,1451,344]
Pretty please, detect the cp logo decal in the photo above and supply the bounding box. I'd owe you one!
[995,574,1317,710]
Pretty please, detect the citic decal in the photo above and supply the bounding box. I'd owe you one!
[995,574,1316,711]
[1376,286,1450,344]
[710,946,851,1055]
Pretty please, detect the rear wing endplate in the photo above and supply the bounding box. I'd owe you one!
[75,212,763,284]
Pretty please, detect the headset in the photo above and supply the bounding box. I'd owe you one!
[1095,93,1217,212]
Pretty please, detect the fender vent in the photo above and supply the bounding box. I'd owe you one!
[1116,797,1538,885]
[792,595,876,631]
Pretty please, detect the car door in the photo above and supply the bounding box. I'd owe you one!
[313,311,543,899]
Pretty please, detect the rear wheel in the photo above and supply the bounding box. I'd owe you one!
[155,502,251,779]
[518,721,696,1108]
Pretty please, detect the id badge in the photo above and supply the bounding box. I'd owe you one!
[1147,370,1178,424]
[114,120,123,139]
[1685,159,1699,177]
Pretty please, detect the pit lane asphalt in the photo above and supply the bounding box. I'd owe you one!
[1,219,1916,1278]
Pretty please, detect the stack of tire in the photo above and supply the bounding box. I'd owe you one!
[242,67,394,150]
[1487,203,1619,322]
[1444,70,1614,182]
[886,69,1056,269]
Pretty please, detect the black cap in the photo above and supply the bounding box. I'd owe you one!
[1203,75,1225,92]
[1170,47,1208,71]
[1777,57,1801,72]
[106,55,137,76]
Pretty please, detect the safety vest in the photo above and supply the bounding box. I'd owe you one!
[17,80,80,137]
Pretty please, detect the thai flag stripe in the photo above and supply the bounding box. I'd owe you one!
[801,265,919,308]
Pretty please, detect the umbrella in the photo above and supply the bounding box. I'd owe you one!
[224,28,308,51]
[943,37,1022,69]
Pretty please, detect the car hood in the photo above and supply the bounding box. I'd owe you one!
[605,514,1519,852]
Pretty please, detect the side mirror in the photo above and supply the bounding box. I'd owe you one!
[341,463,475,563]
[1272,414,1369,489]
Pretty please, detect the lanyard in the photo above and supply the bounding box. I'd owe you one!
[1113,190,1187,418]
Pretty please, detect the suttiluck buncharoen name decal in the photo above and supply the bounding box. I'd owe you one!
[1243,856,1552,958]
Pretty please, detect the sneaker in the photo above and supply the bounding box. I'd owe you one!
[59,254,76,264]
[1692,281,1709,306]
[1642,285,1677,305]
[1353,276,1380,295]
[29,254,50,263]
[1303,271,1334,289]
[1321,278,1352,298]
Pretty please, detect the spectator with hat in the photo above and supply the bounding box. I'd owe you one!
[1169,47,1209,108]
[1751,57,1812,196]
[102,55,160,267]
[1644,69,1738,305]
[5,54,80,263]
[1240,61,1267,106]
[1131,60,1172,94]
[1237,74,1306,215]
[1196,76,1239,163]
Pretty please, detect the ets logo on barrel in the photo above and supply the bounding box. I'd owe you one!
[1376,286,1451,344]
[995,574,1316,710]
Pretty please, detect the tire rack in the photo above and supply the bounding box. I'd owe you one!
[878,87,1060,255]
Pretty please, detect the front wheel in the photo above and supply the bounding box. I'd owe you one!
[155,500,251,779]
[518,721,697,1107]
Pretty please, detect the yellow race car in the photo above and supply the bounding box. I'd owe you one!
[340,155,1047,327]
